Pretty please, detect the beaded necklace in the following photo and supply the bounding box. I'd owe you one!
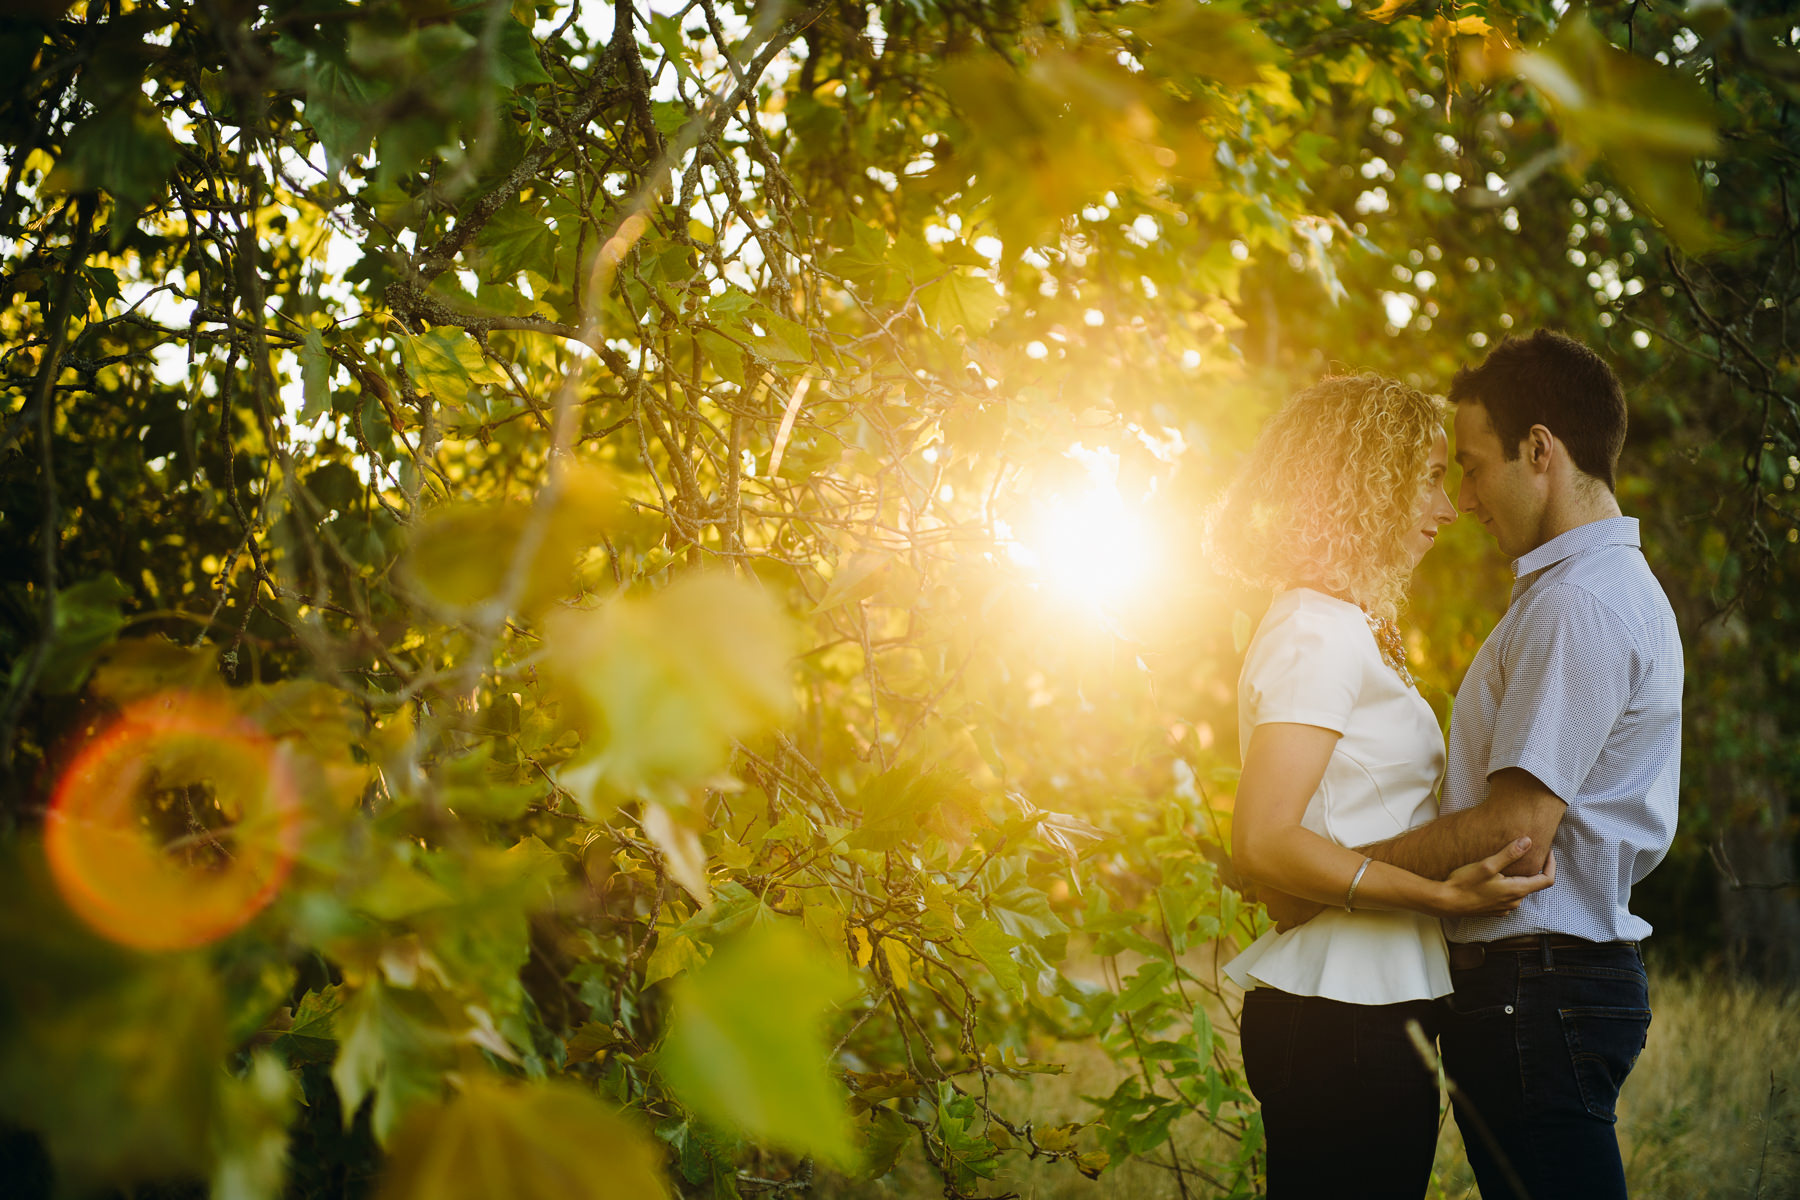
[1365,612,1415,690]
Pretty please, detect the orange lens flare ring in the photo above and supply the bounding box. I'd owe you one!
[45,691,300,951]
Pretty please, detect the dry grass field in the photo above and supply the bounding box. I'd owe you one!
[817,969,1800,1199]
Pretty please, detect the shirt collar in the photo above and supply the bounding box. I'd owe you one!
[1512,515,1640,582]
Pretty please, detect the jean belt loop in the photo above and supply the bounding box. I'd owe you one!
[1540,933,1555,972]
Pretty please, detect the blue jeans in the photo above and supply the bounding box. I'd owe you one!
[1241,988,1442,1199]
[1441,938,1651,1200]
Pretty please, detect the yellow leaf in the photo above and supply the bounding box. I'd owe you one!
[544,572,796,800]
[810,552,890,614]
[802,903,846,955]
[643,930,709,987]
[848,925,873,968]
[641,802,710,905]
[404,465,621,618]
[377,1078,668,1200]
[1364,0,1417,23]
[880,938,910,991]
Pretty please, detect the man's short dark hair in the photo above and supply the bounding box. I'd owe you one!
[1448,329,1627,489]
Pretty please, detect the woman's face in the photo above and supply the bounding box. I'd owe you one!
[1406,426,1457,568]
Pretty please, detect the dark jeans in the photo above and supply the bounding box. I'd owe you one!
[1240,988,1442,1200]
[1441,938,1651,1200]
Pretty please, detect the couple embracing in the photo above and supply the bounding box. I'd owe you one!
[1212,331,1681,1200]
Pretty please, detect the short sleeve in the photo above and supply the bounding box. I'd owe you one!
[1242,604,1365,734]
[1486,584,1636,803]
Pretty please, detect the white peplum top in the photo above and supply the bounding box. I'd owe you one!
[1222,588,1453,1005]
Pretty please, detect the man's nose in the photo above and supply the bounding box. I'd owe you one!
[1456,476,1477,512]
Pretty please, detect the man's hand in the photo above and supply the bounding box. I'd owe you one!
[1254,885,1327,932]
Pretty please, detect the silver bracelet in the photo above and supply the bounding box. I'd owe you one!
[1344,856,1373,913]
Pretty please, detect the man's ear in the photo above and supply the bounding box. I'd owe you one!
[1524,424,1556,472]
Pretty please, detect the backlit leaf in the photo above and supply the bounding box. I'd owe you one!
[377,1078,668,1200]
[643,930,708,987]
[25,574,130,695]
[398,328,509,405]
[658,923,858,1167]
[330,981,456,1144]
[544,572,796,803]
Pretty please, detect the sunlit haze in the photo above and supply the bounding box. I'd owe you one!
[1009,444,1158,615]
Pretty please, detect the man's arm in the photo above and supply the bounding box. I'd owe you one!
[1368,767,1565,879]
[1258,768,1564,929]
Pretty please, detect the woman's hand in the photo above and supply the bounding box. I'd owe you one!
[1434,837,1557,918]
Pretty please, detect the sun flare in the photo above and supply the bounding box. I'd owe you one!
[1009,444,1158,614]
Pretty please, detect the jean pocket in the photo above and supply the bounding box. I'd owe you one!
[1559,1006,1650,1123]
[1445,968,1512,1020]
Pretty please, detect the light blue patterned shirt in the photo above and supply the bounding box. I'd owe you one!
[1441,516,1683,944]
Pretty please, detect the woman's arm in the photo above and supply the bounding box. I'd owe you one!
[1231,723,1552,919]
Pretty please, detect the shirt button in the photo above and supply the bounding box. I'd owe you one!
[1504,1005,1515,1014]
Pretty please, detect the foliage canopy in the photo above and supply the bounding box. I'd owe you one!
[2,0,1796,1197]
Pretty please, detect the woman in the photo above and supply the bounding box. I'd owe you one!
[1207,374,1554,1199]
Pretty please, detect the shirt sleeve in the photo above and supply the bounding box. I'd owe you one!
[1241,604,1364,734]
[1486,583,1637,803]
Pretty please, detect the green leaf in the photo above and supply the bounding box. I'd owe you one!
[473,200,554,282]
[378,1078,669,1200]
[299,328,332,422]
[273,35,385,169]
[933,1082,1001,1184]
[919,269,1002,337]
[693,328,745,386]
[856,1107,912,1180]
[211,1052,295,1200]
[849,761,982,852]
[398,328,509,406]
[1111,961,1174,1017]
[650,100,691,140]
[983,875,1070,946]
[25,574,130,696]
[750,308,813,363]
[645,14,695,84]
[330,981,455,1145]
[489,17,551,90]
[1513,15,1721,253]
[643,930,708,988]
[0,952,226,1190]
[48,96,178,217]
[275,985,345,1067]
[658,923,858,1168]
[959,919,1023,1002]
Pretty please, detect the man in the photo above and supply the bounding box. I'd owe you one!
[1268,330,1683,1199]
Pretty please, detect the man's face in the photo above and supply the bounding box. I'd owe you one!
[1453,402,1544,559]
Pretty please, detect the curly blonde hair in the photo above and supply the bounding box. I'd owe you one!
[1206,373,1447,622]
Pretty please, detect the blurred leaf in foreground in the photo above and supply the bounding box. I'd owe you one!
[658,922,859,1168]
[1506,14,1720,252]
[0,847,227,1190]
[377,1078,667,1200]
[546,572,795,810]
[404,464,620,618]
